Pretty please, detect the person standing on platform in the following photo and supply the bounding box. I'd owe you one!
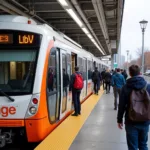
[111,68,126,110]
[69,66,83,116]
[117,65,150,150]
[92,67,102,95]
[104,69,112,94]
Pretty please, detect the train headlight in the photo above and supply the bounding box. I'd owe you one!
[29,107,37,114]
[25,94,40,118]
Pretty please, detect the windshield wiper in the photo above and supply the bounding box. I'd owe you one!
[0,89,15,102]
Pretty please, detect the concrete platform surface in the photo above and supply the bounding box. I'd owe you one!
[70,90,150,150]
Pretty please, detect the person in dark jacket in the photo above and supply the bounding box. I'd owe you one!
[92,67,102,95]
[117,65,150,150]
[104,69,111,94]
[111,68,126,110]
[69,66,83,116]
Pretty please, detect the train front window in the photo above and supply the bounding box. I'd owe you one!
[0,50,37,95]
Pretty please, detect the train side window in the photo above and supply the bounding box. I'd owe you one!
[67,54,71,79]
[47,47,58,123]
[62,53,68,113]
[71,53,77,74]
[78,57,83,77]
[83,58,86,80]
[47,49,56,92]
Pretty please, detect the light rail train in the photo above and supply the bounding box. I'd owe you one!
[0,15,109,147]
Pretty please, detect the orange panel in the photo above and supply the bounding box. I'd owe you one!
[0,119,24,127]
[25,117,52,142]
[25,112,71,142]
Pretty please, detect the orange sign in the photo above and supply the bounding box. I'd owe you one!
[19,35,34,44]
[0,106,16,117]
[0,35,9,43]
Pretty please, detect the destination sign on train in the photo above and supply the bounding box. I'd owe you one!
[0,31,41,47]
[0,34,13,44]
[19,35,34,44]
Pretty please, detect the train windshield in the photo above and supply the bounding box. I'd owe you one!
[0,50,37,95]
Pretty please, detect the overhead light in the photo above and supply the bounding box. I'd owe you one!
[82,27,89,34]
[91,38,95,43]
[87,34,92,39]
[58,0,68,6]
[93,42,105,55]
[66,9,83,27]
[94,42,98,47]
[101,58,109,61]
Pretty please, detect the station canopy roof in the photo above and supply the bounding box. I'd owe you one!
[0,0,125,57]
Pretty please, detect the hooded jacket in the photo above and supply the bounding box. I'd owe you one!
[117,75,150,125]
[111,73,126,88]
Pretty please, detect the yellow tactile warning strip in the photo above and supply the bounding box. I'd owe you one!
[35,90,104,150]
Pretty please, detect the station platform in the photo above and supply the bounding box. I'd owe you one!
[35,88,150,150]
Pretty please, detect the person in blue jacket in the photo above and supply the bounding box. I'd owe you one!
[111,68,126,110]
[117,65,150,150]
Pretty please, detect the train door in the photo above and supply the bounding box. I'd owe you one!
[47,47,61,123]
[70,53,77,109]
[83,58,87,98]
[85,58,88,96]
[59,49,71,119]
[66,53,72,112]
[71,53,77,74]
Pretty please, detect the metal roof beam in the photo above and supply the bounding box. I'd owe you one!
[1,0,60,31]
[70,0,106,55]
[38,12,70,19]
[104,5,117,11]
[23,3,63,12]
[92,0,111,53]
[21,2,59,5]
[0,0,30,17]
[0,5,17,15]
[53,22,100,30]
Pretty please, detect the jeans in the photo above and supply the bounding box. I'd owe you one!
[72,90,81,114]
[125,124,149,150]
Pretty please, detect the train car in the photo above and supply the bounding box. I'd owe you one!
[0,15,109,147]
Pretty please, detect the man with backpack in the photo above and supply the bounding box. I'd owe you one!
[117,65,150,150]
[92,67,102,95]
[69,66,83,116]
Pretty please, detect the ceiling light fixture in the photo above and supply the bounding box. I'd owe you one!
[91,38,95,43]
[82,27,89,34]
[57,2,105,55]
[66,9,83,27]
[57,0,68,6]
[87,34,92,39]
